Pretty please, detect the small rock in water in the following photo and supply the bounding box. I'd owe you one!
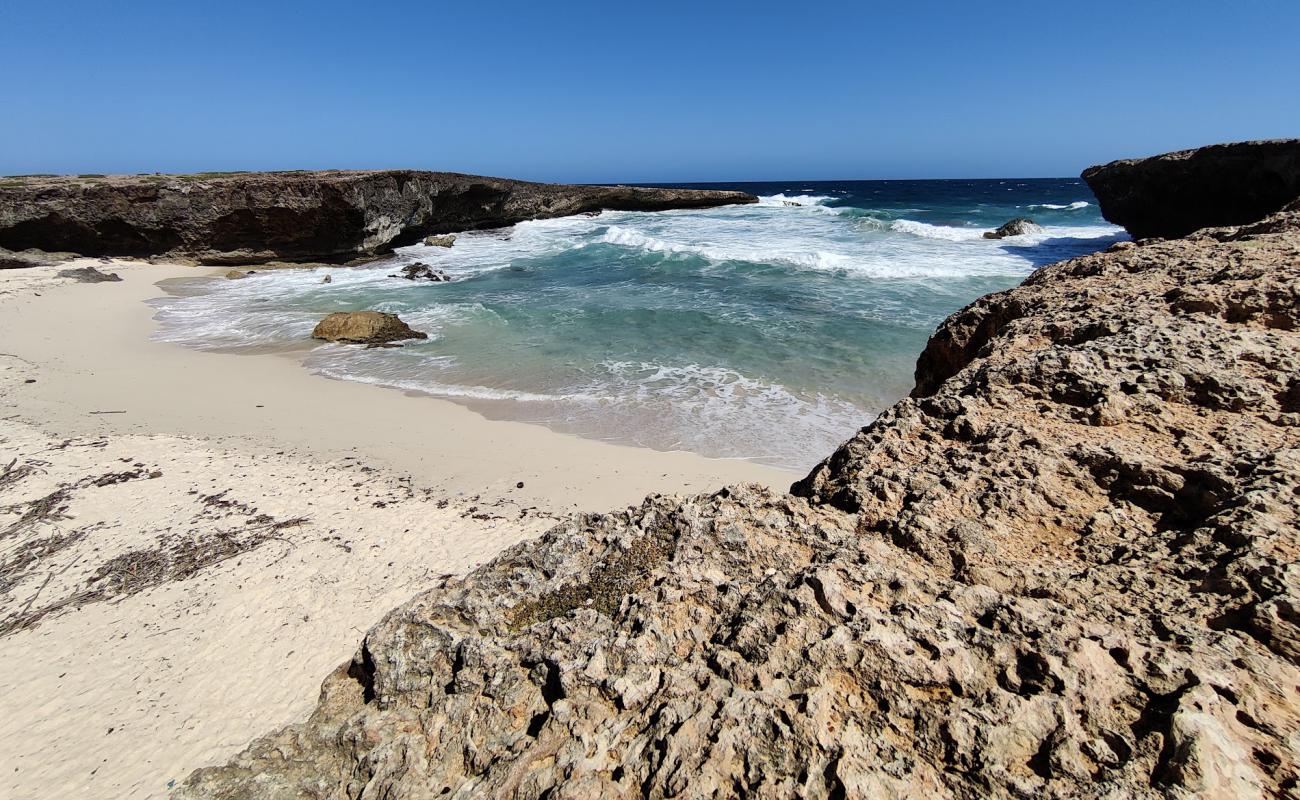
[423,234,457,247]
[983,217,1044,239]
[389,262,452,282]
[321,274,333,284]
[224,270,249,280]
[782,200,802,207]
[57,266,122,282]
[310,311,428,345]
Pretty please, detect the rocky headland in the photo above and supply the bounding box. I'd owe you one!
[0,171,755,265]
[172,142,1300,798]
[1084,139,1300,240]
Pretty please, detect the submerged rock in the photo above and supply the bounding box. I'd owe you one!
[388,262,451,282]
[310,311,427,345]
[320,274,332,284]
[1083,139,1300,239]
[423,234,456,247]
[180,160,1300,798]
[983,217,1043,238]
[223,270,249,280]
[56,266,121,283]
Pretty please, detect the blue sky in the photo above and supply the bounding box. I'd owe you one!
[2,0,1298,181]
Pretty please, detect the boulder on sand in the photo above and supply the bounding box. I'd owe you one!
[422,234,456,247]
[983,217,1043,239]
[56,266,122,282]
[310,311,427,345]
[389,262,451,282]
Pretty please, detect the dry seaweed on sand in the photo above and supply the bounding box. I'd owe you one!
[0,516,308,637]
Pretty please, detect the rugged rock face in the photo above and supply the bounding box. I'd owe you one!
[55,266,121,283]
[983,217,1043,239]
[310,311,427,345]
[0,171,755,265]
[179,183,1300,795]
[1083,139,1300,239]
[389,263,451,282]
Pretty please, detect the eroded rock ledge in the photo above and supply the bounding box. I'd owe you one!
[0,171,755,265]
[1083,139,1300,240]
[177,159,1300,797]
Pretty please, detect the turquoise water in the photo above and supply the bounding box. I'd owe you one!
[152,179,1124,470]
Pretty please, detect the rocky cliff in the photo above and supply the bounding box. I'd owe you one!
[1083,139,1300,240]
[0,171,755,265]
[178,151,1300,798]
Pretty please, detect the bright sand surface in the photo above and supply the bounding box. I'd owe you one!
[0,260,795,799]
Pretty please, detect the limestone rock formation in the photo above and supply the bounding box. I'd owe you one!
[179,166,1300,798]
[310,311,427,345]
[55,266,121,283]
[389,262,451,282]
[0,172,755,265]
[983,217,1043,239]
[423,234,456,247]
[1083,139,1300,239]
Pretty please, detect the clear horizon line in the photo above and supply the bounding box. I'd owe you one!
[1,168,1087,184]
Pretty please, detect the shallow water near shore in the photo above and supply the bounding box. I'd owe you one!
[151,178,1124,471]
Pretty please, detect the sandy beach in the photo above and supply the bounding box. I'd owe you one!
[0,260,793,800]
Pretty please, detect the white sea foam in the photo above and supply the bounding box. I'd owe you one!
[308,357,594,404]
[148,189,1127,469]
[756,193,836,207]
[1027,201,1091,210]
[889,219,988,242]
[597,224,854,271]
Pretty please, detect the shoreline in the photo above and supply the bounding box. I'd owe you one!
[1,259,793,512]
[0,259,793,800]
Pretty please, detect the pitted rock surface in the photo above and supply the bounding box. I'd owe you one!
[179,212,1300,797]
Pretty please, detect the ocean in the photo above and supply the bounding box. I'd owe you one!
[152,178,1125,471]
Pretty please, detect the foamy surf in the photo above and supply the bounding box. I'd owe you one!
[1027,201,1091,210]
[151,178,1124,469]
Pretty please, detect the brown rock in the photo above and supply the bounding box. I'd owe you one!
[56,266,121,283]
[180,163,1300,800]
[224,270,248,280]
[310,311,427,345]
[423,234,456,247]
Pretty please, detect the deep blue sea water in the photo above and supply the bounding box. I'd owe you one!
[153,178,1124,470]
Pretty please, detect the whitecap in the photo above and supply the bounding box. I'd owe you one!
[756,193,836,207]
[889,219,988,242]
[1026,201,1091,210]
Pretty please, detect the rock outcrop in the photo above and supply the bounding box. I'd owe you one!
[423,234,457,247]
[55,266,121,283]
[983,217,1042,239]
[1083,139,1300,239]
[179,155,1300,798]
[310,311,427,345]
[389,262,451,282]
[0,171,755,265]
